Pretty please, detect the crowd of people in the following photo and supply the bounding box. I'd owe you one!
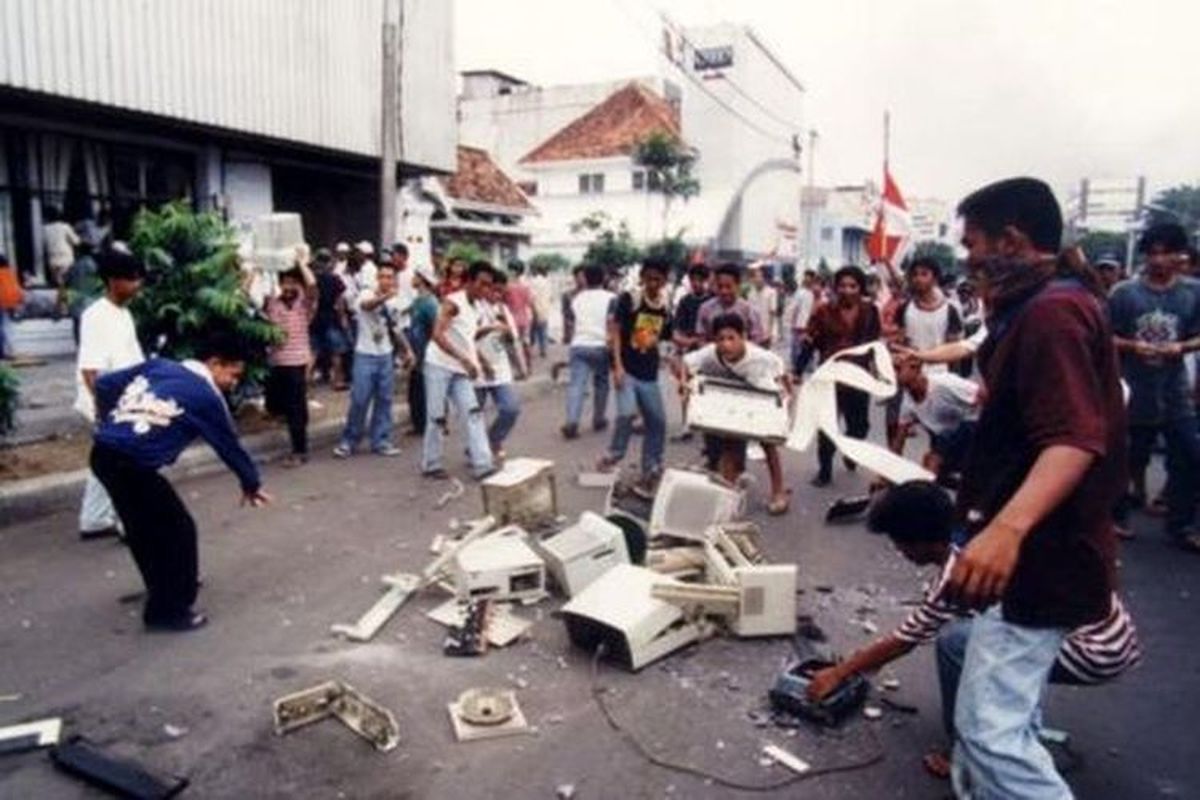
[55,174,1199,798]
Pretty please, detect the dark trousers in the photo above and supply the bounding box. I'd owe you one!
[91,444,198,624]
[816,386,871,477]
[1132,419,1200,537]
[408,360,427,434]
[266,365,308,455]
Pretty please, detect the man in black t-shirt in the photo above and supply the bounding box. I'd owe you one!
[597,257,673,494]
[670,264,711,442]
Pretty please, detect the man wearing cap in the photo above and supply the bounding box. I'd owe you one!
[1094,254,1124,294]
[75,249,146,540]
[406,263,441,435]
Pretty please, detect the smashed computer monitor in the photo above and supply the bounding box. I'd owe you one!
[648,469,745,543]
[560,564,702,671]
[481,457,558,531]
[686,376,790,443]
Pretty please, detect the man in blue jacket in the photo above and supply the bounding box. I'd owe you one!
[90,332,272,632]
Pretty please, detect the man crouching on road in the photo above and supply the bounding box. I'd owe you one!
[942,177,1125,799]
[90,331,272,632]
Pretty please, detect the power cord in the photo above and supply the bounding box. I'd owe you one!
[589,646,886,792]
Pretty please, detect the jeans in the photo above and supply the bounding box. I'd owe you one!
[951,606,1071,800]
[530,320,549,357]
[477,383,521,448]
[79,471,119,533]
[608,375,666,476]
[816,386,870,476]
[565,345,610,429]
[0,309,9,358]
[341,352,394,452]
[422,362,493,477]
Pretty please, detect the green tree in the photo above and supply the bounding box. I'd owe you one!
[128,203,281,385]
[528,252,571,273]
[1075,230,1128,267]
[571,212,642,271]
[443,240,488,266]
[1149,184,1200,234]
[643,231,690,278]
[634,131,700,237]
[904,240,959,279]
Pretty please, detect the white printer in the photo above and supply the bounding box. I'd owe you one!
[451,526,546,602]
[533,511,630,597]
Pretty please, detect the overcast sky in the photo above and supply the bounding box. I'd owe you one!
[455,0,1200,205]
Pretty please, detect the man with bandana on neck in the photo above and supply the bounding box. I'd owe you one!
[941,177,1125,800]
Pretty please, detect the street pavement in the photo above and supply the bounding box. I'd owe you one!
[0,377,1197,799]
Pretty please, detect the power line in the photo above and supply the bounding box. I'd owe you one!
[658,11,805,134]
[606,0,798,149]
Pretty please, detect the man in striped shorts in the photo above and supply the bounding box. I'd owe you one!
[806,481,1141,780]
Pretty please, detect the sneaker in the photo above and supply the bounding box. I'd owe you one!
[80,526,121,541]
[422,468,451,480]
[560,424,580,440]
[593,419,609,433]
[373,444,402,457]
[144,611,208,633]
[333,443,352,458]
[474,466,501,482]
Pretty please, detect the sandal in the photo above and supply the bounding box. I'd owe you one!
[768,493,791,516]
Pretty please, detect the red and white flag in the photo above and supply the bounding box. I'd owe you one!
[866,169,911,270]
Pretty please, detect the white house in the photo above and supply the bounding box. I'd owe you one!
[458,23,805,265]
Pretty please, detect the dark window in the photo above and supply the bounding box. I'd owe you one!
[517,180,538,197]
[632,171,645,191]
[579,173,605,195]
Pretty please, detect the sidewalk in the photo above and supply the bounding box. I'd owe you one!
[0,369,559,525]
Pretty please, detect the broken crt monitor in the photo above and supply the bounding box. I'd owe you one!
[560,564,703,671]
[532,511,630,597]
[686,375,790,443]
[480,457,558,530]
[703,535,797,637]
[451,526,546,602]
[648,469,744,543]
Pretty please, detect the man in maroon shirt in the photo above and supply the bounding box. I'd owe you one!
[943,178,1125,798]
[804,265,882,486]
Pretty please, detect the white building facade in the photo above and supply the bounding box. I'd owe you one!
[458,23,805,265]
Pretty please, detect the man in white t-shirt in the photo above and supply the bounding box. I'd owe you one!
[787,269,817,377]
[75,250,146,539]
[528,265,555,359]
[562,264,615,439]
[43,207,80,285]
[474,272,523,460]
[333,263,413,458]
[422,260,499,480]
[745,263,779,348]
[892,354,981,478]
[680,311,793,514]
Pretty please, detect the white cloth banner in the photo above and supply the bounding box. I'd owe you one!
[786,341,935,484]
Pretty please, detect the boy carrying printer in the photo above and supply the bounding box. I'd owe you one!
[805,481,1141,779]
[679,312,793,514]
[90,332,272,632]
[889,353,982,481]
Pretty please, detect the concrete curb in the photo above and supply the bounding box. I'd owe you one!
[0,374,559,525]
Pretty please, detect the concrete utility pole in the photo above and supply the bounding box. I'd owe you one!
[379,0,402,246]
[803,129,817,268]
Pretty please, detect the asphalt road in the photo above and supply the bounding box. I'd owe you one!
[1,380,1197,799]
